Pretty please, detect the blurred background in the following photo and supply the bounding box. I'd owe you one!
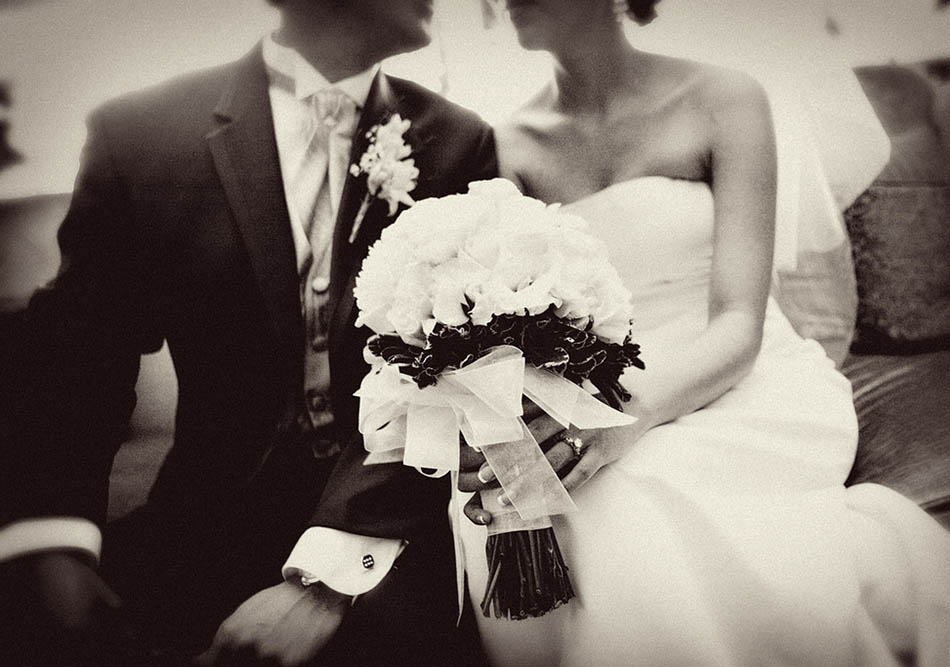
[1,0,948,198]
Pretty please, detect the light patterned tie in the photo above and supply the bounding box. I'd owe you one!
[298,88,358,456]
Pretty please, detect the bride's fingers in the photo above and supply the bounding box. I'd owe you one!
[458,443,487,471]
[463,492,492,526]
[527,412,566,451]
[457,464,501,492]
[495,437,581,506]
[544,438,579,477]
[559,446,605,494]
[522,396,544,422]
[460,427,575,493]
[459,409,566,492]
[458,444,498,492]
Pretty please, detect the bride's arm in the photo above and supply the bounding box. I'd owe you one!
[631,71,776,428]
[460,74,777,511]
[557,72,777,492]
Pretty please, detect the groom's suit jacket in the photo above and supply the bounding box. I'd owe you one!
[4,43,496,583]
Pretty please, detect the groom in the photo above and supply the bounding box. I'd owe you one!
[0,0,496,664]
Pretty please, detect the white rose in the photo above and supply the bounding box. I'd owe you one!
[467,178,523,202]
[387,262,434,344]
[354,235,416,332]
[430,255,488,326]
[467,276,517,325]
[411,194,491,266]
[355,175,635,349]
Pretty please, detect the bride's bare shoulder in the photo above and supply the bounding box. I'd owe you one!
[493,84,561,185]
[653,54,769,116]
[498,84,560,140]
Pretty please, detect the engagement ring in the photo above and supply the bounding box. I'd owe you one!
[561,435,585,458]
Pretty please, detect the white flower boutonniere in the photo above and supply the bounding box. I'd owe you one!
[348,113,419,243]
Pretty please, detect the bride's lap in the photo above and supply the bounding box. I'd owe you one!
[611,352,858,496]
[468,473,871,665]
[466,336,868,664]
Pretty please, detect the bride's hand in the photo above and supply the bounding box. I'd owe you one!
[458,397,653,525]
[550,417,652,496]
[458,397,572,525]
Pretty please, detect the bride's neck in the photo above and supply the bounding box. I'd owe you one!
[551,30,640,112]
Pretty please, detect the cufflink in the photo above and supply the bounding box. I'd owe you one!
[362,554,375,569]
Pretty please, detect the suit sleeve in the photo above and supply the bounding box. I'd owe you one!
[467,123,500,188]
[308,123,499,545]
[2,109,160,529]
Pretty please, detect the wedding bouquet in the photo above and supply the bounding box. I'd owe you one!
[354,179,644,619]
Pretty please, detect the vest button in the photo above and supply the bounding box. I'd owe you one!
[311,276,330,293]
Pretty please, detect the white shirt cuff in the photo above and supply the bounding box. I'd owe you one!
[0,517,102,565]
[282,527,404,596]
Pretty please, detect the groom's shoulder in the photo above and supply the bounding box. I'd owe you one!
[386,75,490,138]
[89,58,241,140]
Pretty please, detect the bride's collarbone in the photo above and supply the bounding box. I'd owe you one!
[526,118,708,176]
[516,143,709,202]
[504,117,709,201]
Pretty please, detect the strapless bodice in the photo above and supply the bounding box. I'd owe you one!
[563,177,715,335]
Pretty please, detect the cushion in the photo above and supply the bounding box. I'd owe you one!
[843,350,950,530]
[845,186,950,352]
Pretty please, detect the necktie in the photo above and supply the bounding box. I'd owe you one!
[298,89,358,455]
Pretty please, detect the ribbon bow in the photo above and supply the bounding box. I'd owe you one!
[357,345,636,522]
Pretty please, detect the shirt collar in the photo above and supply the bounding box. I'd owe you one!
[262,33,378,107]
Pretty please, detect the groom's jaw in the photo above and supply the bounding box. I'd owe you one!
[275,0,433,78]
[361,0,435,57]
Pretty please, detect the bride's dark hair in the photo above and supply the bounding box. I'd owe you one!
[624,0,662,25]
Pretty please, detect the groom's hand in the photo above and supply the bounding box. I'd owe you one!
[199,580,349,667]
[1,550,121,632]
[0,550,122,664]
[458,397,577,526]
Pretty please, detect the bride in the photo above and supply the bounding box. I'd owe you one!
[456,1,950,664]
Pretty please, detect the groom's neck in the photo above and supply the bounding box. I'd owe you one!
[275,11,385,83]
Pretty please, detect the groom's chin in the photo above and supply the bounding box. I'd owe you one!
[410,27,434,51]
[513,32,546,52]
[378,0,434,55]
[386,33,432,60]
[403,19,434,51]
[508,19,547,51]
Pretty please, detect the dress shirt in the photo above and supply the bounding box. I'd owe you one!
[0,35,403,598]
[262,34,403,595]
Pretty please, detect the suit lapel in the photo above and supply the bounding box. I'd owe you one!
[328,71,399,340]
[206,44,302,369]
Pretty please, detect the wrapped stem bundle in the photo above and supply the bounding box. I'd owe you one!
[481,527,574,619]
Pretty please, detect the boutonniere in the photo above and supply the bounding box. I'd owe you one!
[347,113,419,243]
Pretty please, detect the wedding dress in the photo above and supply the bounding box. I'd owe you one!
[458,176,950,666]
